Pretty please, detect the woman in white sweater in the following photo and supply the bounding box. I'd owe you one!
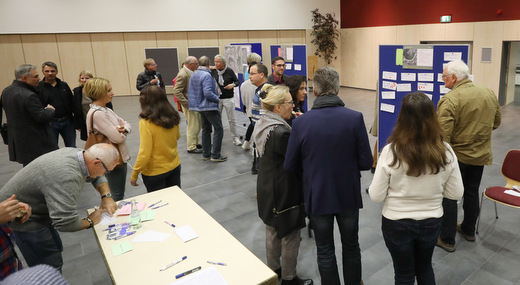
[369,92,463,285]
[84,78,131,201]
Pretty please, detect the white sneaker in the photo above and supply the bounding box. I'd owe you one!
[242,141,251,150]
[233,137,242,146]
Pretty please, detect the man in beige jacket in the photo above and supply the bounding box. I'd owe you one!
[436,59,501,252]
[173,56,202,153]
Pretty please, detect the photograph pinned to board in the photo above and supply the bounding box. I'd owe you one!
[403,45,434,70]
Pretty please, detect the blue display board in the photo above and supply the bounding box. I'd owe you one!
[270,45,308,111]
[378,45,469,152]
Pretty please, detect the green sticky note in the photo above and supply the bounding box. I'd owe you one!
[112,241,133,256]
[396,49,404,65]
[140,210,156,222]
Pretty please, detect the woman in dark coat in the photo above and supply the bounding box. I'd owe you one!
[253,84,313,285]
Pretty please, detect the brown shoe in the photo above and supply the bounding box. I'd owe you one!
[457,223,476,241]
[436,237,455,252]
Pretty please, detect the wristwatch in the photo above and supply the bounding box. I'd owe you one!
[83,217,94,229]
[101,193,112,199]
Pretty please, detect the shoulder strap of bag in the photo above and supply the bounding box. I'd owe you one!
[89,109,98,134]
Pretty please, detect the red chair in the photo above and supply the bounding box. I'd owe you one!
[476,149,520,234]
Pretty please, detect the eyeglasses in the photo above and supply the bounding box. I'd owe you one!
[97,158,111,174]
[249,72,258,76]
[442,74,450,79]
[283,100,294,105]
[274,64,285,68]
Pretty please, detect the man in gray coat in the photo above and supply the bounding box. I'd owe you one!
[0,64,58,166]
[0,143,119,271]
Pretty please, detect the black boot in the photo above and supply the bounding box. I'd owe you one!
[280,276,313,285]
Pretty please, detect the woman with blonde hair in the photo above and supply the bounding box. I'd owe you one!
[369,92,463,285]
[84,77,131,201]
[253,84,313,285]
[130,86,181,192]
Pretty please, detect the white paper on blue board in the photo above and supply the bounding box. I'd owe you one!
[286,47,294,61]
[401,73,416,81]
[439,85,450,94]
[444,52,462,61]
[417,49,434,67]
[417,82,434,92]
[285,63,292,70]
[382,71,397,80]
[418,73,434,82]
[396,83,411,92]
[294,64,301,71]
[381,91,395,100]
[380,103,395,113]
[437,73,444,82]
[382,81,397,90]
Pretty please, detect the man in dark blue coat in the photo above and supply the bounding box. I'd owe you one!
[284,67,372,285]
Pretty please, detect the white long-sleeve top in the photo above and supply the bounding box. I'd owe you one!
[369,142,463,220]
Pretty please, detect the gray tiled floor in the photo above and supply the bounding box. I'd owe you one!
[1,88,519,285]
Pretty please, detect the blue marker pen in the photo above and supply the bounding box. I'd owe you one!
[207,261,227,266]
[163,219,175,228]
[148,200,162,208]
[152,203,169,210]
[175,266,201,279]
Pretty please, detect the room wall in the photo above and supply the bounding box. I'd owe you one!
[0,30,309,96]
[340,20,520,104]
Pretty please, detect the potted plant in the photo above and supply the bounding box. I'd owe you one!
[310,8,340,65]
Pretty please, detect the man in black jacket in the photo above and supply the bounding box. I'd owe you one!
[39,61,77,147]
[211,54,241,146]
[136,58,165,92]
[1,64,58,166]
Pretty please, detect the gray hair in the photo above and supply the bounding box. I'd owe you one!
[313,67,339,96]
[247,53,261,65]
[15,64,36,80]
[198,56,210,67]
[446,60,469,81]
[185,56,197,65]
[42,61,58,71]
[214,54,226,65]
[86,143,119,165]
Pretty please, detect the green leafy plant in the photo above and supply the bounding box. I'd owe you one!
[310,8,340,65]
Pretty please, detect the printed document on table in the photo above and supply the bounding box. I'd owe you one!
[171,266,228,285]
[174,225,199,242]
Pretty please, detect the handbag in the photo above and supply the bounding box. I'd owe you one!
[84,110,123,164]
[273,204,307,239]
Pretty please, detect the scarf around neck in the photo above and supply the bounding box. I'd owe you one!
[253,111,291,157]
[312,94,345,109]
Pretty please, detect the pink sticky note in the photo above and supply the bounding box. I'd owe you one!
[116,202,147,216]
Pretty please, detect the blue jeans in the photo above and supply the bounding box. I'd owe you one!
[309,209,362,285]
[106,162,127,201]
[382,217,441,285]
[199,110,224,159]
[440,162,483,244]
[50,119,76,147]
[142,165,181,192]
[14,226,63,271]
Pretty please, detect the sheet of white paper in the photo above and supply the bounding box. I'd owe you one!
[396,83,411,92]
[381,91,395,100]
[444,52,462,61]
[100,212,118,225]
[382,71,397,80]
[171,266,228,285]
[382,80,397,90]
[417,73,434,82]
[439,85,450,94]
[417,48,434,67]
[437,73,444,82]
[132,230,171,242]
[294,64,301,71]
[285,63,292,70]
[417,82,434,92]
[401,73,416,81]
[504,190,520,198]
[380,103,395,113]
[174,225,199,242]
[286,47,294,61]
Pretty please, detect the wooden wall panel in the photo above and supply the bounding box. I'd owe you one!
[472,21,503,93]
[419,24,446,42]
[156,32,188,69]
[396,25,421,45]
[21,34,61,74]
[445,23,474,41]
[123,33,157,95]
[187,32,219,47]
[90,33,131,96]
[0,35,24,90]
[503,20,520,41]
[278,30,306,45]
[56,33,95,86]
[218,31,248,47]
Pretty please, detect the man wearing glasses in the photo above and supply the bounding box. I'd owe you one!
[0,143,119,271]
[268,56,289,85]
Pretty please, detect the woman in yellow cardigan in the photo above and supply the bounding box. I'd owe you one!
[130,86,182,192]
